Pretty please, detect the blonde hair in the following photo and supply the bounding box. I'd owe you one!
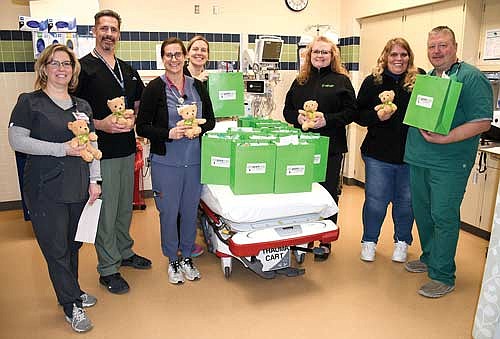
[297,36,348,85]
[34,44,80,92]
[372,37,418,92]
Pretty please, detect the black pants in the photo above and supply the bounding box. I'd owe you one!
[26,195,85,316]
[320,152,343,224]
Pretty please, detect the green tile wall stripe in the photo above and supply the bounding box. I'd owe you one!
[0,28,359,73]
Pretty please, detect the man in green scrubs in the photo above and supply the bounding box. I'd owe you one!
[404,26,493,298]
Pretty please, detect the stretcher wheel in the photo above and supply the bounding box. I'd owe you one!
[224,266,231,279]
[293,250,305,264]
[221,257,232,279]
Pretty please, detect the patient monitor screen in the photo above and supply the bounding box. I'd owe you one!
[261,41,282,63]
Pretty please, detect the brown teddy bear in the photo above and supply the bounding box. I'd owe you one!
[67,120,102,162]
[107,96,135,128]
[374,90,397,121]
[176,104,206,139]
[298,100,324,131]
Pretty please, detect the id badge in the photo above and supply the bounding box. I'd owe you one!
[72,111,89,122]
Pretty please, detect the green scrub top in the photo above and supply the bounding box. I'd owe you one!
[404,62,493,172]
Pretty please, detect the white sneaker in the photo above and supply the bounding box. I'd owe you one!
[360,242,376,262]
[392,241,409,263]
[168,260,185,284]
[180,257,201,281]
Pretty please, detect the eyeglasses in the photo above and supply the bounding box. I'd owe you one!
[47,60,73,69]
[190,47,208,53]
[164,52,184,60]
[311,50,331,55]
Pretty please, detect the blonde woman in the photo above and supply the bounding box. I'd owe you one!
[355,38,425,263]
[283,35,357,261]
[8,44,101,332]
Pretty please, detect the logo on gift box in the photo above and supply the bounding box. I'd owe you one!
[211,156,230,168]
[286,165,305,176]
[416,95,434,109]
[218,90,237,101]
[246,163,266,174]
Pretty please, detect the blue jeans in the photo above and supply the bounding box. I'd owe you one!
[362,155,414,244]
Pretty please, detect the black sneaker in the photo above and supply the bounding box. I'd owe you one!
[99,273,129,294]
[314,243,331,262]
[121,254,152,269]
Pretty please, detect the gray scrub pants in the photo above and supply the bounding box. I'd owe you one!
[151,162,201,261]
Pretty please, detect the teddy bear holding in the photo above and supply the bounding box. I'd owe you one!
[298,100,324,131]
[176,104,206,139]
[374,90,398,121]
[107,96,135,128]
[67,119,102,162]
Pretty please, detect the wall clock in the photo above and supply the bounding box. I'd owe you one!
[285,0,308,12]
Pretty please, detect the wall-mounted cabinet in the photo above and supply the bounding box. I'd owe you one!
[358,0,482,80]
[477,0,500,71]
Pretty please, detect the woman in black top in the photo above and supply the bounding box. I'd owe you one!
[283,35,357,260]
[8,44,101,332]
[356,37,424,263]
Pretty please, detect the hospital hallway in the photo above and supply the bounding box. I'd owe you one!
[0,185,488,339]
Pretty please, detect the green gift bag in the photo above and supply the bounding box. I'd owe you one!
[403,74,462,135]
[230,142,276,195]
[208,72,245,118]
[299,134,329,182]
[201,133,236,185]
[274,142,314,194]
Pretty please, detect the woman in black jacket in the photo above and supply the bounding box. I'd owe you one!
[136,38,215,285]
[356,37,424,263]
[283,35,357,261]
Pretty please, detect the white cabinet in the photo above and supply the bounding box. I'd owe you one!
[461,151,500,232]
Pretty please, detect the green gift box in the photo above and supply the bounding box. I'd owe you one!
[299,134,330,182]
[201,133,234,185]
[208,72,245,118]
[274,142,314,194]
[230,142,276,195]
[237,116,255,127]
[403,74,463,135]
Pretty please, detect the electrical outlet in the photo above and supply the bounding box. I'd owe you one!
[194,4,200,14]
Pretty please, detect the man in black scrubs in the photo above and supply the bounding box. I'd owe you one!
[76,9,151,294]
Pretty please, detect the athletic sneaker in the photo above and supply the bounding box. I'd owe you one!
[392,241,409,263]
[191,243,204,257]
[418,279,455,298]
[99,273,129,294]
[360,242,376,262]
[179,257,201,281]
[404,259,428,273]
[168,260,185,284]
[80,292,97,308]
[65,303,93,333]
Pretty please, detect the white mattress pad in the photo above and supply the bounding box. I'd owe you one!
[201,183,338,224]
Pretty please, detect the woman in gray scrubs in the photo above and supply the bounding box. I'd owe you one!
[8,44,101,333]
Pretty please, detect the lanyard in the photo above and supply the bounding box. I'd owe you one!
[93,48,125,94]
[164,74,186,105]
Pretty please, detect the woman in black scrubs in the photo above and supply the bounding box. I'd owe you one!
[8,44,101,333]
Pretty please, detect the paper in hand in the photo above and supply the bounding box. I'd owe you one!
[75,198,102,243]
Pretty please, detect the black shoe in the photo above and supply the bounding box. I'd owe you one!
[99,273,129,294]
[121,254,152,269]
[314,243,331,262]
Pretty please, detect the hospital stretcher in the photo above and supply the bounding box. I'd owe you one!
[199,183,340,279]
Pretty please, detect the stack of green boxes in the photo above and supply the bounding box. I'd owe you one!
[201,117,329,195]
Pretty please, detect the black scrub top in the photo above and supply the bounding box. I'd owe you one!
[9,90,94,203]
